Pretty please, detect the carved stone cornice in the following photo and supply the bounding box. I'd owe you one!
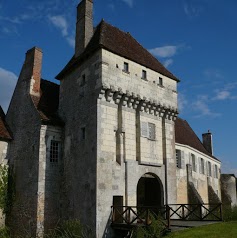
[98,85,178,120]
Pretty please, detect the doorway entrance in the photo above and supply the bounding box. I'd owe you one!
[137,173,164,208]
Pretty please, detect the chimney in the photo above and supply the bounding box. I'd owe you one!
[202,130,213,155]
[24,47,43,97]
[75,0,93,57]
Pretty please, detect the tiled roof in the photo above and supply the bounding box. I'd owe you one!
[31,79,63,126]
[175,117,219,161]
[56,20,179,82]
[0,106,12,141]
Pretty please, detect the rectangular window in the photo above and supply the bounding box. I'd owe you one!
[200,158,205,174]
[159,77,163,86]
[176,150,181,168]
[214,164,218,178]
[208,161,212,177]
[142,70,147,79]
[191,154,196,172]
[148,123,155,140]
[141,122,155,140]
[81,127,86,140]
[81,74,86,86]
[123,62,129,72]
[50,140,60,163]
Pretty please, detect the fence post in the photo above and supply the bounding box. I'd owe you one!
[167,206,171,229]
[220,204,223,221]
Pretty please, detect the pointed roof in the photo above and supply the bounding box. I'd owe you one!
[0,106,12,141]
[175,117,219,161]
[56,20,179,81]
[31,79,63,126]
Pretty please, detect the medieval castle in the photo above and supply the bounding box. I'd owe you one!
[0,0,236,237]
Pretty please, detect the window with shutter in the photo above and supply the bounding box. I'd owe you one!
[141,122,148,137]
[199,158,205,174]
[191,154,196,172]
[148,123,155,140]
[181,151,185,169]
[141,122,155,140]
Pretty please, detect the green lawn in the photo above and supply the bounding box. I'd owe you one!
[166,222,237,238]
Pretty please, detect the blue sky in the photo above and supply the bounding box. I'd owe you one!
[0,0,236,175]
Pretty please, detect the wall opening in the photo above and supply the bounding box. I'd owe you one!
[137,173,164,208]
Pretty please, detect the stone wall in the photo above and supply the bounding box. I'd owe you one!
[0,141,8,165]
[59,50,102,235]
[95,48,178,237]
[221,174,237,207]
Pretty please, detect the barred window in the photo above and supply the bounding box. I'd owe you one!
[50,140,60,163]
[176,150,181,168]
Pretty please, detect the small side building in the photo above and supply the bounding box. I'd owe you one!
[175,118,221,205]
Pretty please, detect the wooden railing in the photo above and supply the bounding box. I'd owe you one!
[111,203,222,230]
[111,206,170,229]
[167,203,223,221]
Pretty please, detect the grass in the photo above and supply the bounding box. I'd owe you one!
[166,221,237,238]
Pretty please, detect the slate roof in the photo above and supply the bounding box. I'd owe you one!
[56,20,179,82]
[31,79,63,126]
[0,106,12,141]
[175,117,219,161]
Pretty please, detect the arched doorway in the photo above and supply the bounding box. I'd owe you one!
[137,173,164,208]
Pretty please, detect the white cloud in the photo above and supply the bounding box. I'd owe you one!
[121,0,133,8]
[214,90,230,100]
[178,93,188,113]
[48,15,68,37]
[183,2,203,18]
[192,95,220,118]
[204,69,223,80]
[213,83,237,101]
[149,46,179,58]
[163,59,173,68]
[66,36,75,48]
[0,68,17,112]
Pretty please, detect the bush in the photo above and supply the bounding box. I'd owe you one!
[0,226,11,238]
[45,220,94,238]
[223,205,237,221]
[131,213,167,238]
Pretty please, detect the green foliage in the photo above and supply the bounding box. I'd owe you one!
[0,226,11,238]
[132,213,167,238]
[45,220,94,238]
[0,164,8,213]
[166,221,237,238]
[223,205,237,221]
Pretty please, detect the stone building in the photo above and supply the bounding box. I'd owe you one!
[175,118,221,205]
[3,0,223,237]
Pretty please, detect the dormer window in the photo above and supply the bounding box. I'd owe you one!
[123,62,129,73]
[142,70,147,80]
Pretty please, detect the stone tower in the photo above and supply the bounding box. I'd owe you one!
[56,1,179,236]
